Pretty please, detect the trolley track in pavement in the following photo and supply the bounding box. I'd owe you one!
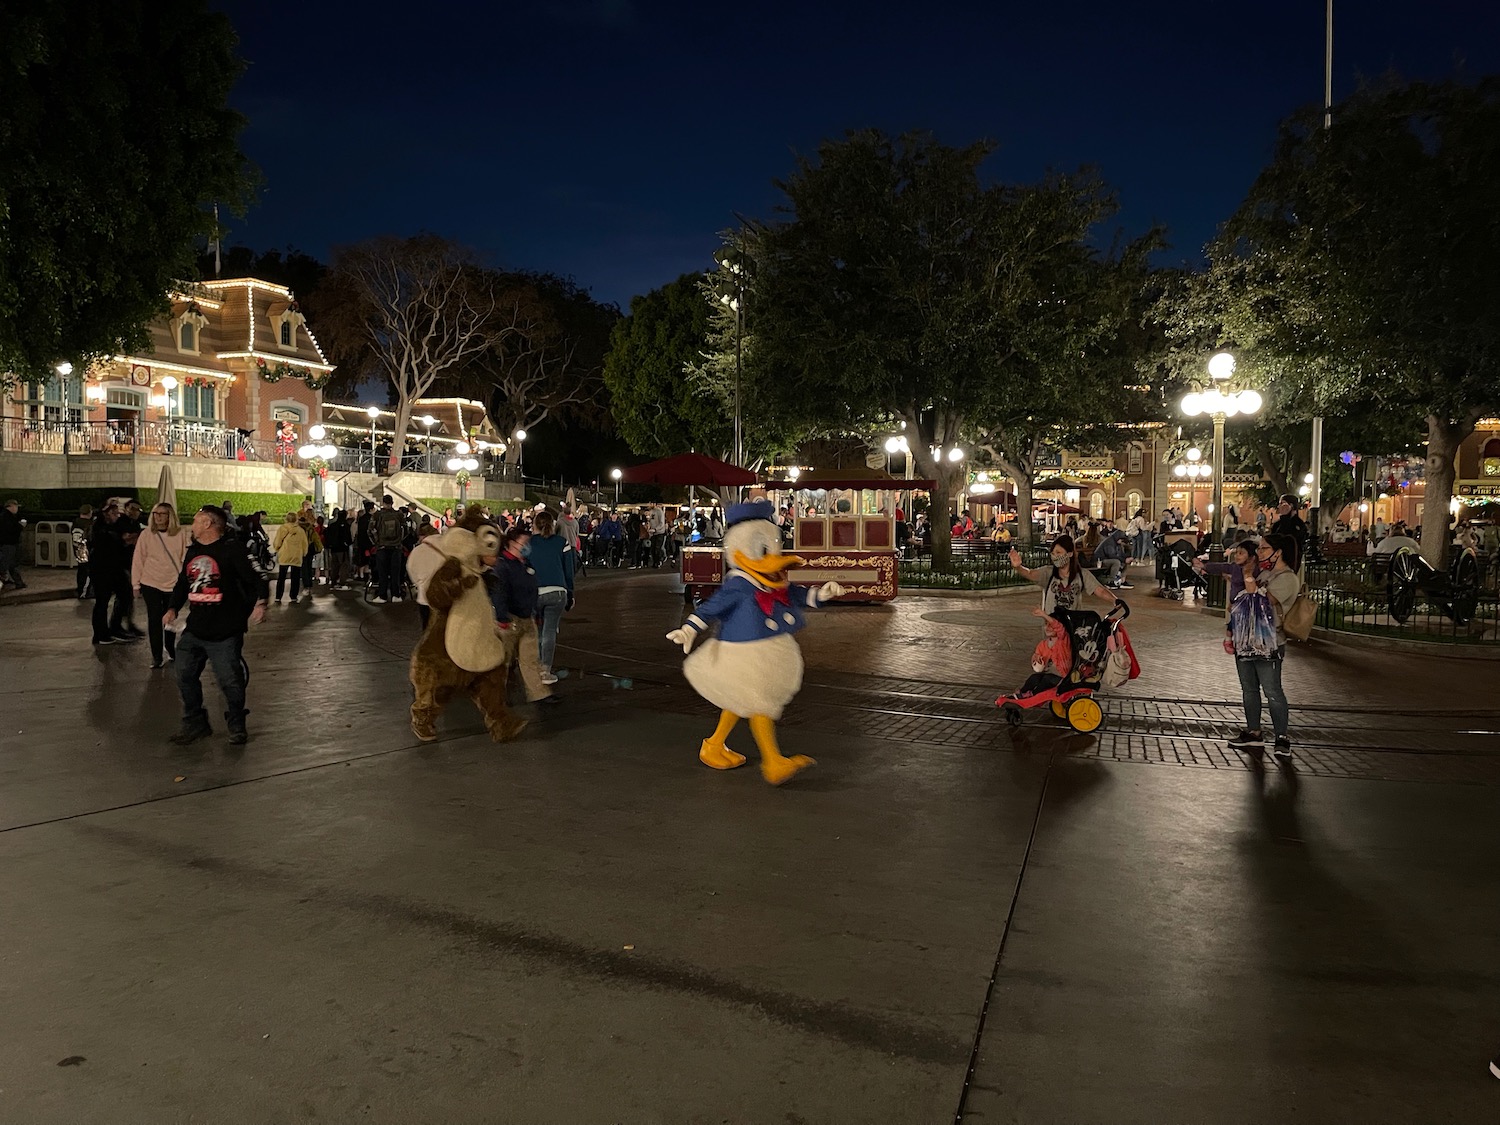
[555,641,1500,784]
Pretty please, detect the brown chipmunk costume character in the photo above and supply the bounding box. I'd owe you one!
[409,510,526,743]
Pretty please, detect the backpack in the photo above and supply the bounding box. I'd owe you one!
[374,508,404,547]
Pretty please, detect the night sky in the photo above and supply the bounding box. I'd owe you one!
[214,0,1499,309]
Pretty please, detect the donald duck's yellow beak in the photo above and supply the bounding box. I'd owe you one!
[732,550,804,588]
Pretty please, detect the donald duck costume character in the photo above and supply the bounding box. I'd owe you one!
[666,499,846,785]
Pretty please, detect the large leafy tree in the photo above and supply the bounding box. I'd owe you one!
[749,130,1151,567]
[0,0,254,387]
[967,220,1161,542]
[603,273,725,456]
[1166,78,1500,565]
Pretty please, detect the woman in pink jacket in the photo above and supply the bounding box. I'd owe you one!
[132,501,190,668]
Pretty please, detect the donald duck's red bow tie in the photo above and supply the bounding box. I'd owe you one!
[754,587,792,615]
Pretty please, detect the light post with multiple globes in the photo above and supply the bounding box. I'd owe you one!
[1180,351,1262,562]
[297,424,338,515]
[446,442,480,510]
[1172,448,1212,522]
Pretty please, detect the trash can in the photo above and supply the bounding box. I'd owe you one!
[32,521,76,568]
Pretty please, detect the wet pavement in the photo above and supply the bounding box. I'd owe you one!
[2,569,1498,1123]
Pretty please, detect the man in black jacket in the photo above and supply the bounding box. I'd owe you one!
[1270,494,1311,567]
[164,505,269,745]
[88,500,137,644]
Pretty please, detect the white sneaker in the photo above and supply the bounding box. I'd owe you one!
[541,671,559,685]
[373,596,389,604]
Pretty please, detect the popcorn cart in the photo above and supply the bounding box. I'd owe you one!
[682,474,933,604]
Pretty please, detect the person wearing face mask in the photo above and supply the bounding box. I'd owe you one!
[1009,535,1123,615]
[490,526,555,704]
[1226,532,1302,762]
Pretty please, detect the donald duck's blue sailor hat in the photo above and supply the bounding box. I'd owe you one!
[724,499,776,528]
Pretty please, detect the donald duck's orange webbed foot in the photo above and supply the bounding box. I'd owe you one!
[699,741,747,769]
[699,711,746,769]
[760,753,815,786]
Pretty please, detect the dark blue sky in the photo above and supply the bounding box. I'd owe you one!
[214,0,1499,309]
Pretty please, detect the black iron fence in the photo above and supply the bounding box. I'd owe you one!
[1,417,278,461]
[898,542,1052,591]
[1209,552,1500,646]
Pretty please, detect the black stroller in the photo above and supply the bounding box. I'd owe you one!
[1156,534,1207,601]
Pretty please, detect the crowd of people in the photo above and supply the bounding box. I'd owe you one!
[18,480,1478,768]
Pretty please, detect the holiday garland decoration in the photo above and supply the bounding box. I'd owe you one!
[254,355,329,390]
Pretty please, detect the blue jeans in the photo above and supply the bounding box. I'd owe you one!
[537,588,568,669]
[176,631,248,730]
[1235,648,1288,737]
[1133,530,1152,562]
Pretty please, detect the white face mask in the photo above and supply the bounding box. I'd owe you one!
[1050,553,1069,567]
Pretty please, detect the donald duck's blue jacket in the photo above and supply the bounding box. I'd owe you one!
[683,574,819,643]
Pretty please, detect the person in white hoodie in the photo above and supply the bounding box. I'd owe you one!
[132,502,191,668]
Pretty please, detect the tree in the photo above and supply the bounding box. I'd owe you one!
[749,130,1152,568]
[316,236,495,475]
[602,266,804,472]
[603,273,725,456]
[967,224,1161,542]
[1169,78,1500,565]
[460,271,617,444]
[0,0,254,387]
[198,245,327,301]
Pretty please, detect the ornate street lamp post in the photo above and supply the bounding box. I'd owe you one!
[298,424,339,515]
[1180,351,1262,561]
[610,466,622,507]
[447,443,480,509]
[1172,448,1212,522]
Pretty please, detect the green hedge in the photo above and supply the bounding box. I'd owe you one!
[2,485,313,524]
[151,489,312,521]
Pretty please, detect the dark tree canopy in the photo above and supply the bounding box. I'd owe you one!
[0,0,255,385]
[197,245,327,302]
[1156,77,1500,562]
[602,273,724,458]
[748,129,1153,563]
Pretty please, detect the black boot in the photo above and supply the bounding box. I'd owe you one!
[225,709,248,745]
[169,719,213,745]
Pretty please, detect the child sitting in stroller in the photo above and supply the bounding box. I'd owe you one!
[1017,609,1073,697]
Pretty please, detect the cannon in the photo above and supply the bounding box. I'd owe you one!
[1385,546,1482,625]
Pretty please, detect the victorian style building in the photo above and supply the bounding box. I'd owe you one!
[2,278,333,457]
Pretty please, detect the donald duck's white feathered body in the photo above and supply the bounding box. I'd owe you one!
[667,500,845,785]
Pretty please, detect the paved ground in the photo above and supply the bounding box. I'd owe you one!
[2,566,1498,1123]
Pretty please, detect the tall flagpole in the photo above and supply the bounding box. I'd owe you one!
[213,202,222,278]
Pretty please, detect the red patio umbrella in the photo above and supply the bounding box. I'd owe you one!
[617,452,757,487]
